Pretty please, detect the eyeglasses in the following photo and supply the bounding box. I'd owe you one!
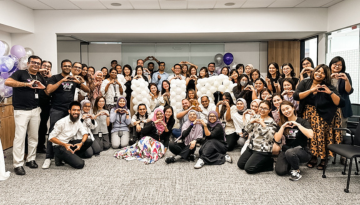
[73,66,82,70]
[259,107,269,111]
[30,61,41,66]
[42,65,51,69]
[333,64,342,68]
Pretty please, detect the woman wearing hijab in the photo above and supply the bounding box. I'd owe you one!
[232,98,247,147]
[91,71,103,106]
[76,100,102,158]
[194,111,232,169]
[166,110,203,164]
[114,108,166,164]
[110,97,131,149]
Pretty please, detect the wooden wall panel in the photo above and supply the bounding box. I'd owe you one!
[0,104,15,150]
[268,41,301,77]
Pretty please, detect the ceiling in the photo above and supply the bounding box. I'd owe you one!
[57,32,320,43]
[9,0,344,10]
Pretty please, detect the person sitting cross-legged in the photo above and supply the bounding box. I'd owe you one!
[48,101,93,169]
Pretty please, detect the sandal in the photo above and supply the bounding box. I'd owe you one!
[306,156,318,168]
[317,159,327,170]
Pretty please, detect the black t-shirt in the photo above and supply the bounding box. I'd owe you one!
[10,70,46,110]
[282,117,311,151]
[48,74,80,112]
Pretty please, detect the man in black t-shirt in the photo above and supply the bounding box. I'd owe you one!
[42,59,90,169]
[5,55,46,175]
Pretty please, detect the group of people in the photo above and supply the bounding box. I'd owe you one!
[4,54,352,182]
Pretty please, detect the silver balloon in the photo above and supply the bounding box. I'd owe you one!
[230,62,237,71]
[17,55,29,70]
[0,40,10,56]
[24,47,34,56]
[214,53,223,66]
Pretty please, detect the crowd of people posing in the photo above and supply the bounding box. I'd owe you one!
[4,55,352,182]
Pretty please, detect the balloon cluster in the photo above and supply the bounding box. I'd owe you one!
[196,75,237,100]
[169,79,186,111]
[214,53,237,74]
[0,41,35,99]
[131,78,150,112]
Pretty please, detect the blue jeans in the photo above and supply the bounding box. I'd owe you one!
[172,128,181,139]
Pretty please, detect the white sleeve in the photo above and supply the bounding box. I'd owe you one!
[100,80,107,97]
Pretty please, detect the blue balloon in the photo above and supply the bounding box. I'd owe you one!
[223,53,234,65]
[0,72,10,79]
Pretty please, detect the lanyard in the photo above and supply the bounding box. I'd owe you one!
[112,83,118,97]
[27,69,38,93]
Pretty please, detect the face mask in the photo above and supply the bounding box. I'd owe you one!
[240,81,248,86]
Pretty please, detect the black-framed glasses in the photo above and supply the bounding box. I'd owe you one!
[30,61,41,66]
[259,107,269,111]
[333,63,342,68]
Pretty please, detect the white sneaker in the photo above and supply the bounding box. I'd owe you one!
[42,159,51,169]
[194,159,204,169]
[225,155,232,163]
[289,170,302,181]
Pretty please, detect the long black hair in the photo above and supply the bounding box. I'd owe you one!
[219,92,235,119]
[122,64,132,77]
[281,63,296,78]
[161,80,171,95]
[266,62,280,80]
[329,56,346,73]
[135,103,148,120]
[164,106,175,127]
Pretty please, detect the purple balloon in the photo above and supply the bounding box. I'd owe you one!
[0,41,5,56]
[223,53,234,65]
[1,72,10,79]
[4,86,12,98]
[0,63,8,72]
[10,45,26,59]
[9,61,18,73]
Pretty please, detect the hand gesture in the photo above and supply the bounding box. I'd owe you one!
[198,119,206,127]
[157,75,161,80]
[189,140,196,150]
[281,90,288,96]
[265,77,271,84]
[73,142,83,152]
[337,73,348,81]
[310,84,321,93]
[282,121,295,128]
[217,101,223,107]
[136,124,141,132]
[64,143,75,154]
[250,117,260,124]
[125,76,131,82]
[72,77,81,84]
[317,84,331,94]
[29,80,46,89]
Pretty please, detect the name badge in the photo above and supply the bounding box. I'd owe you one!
[98,132,103,138]
[35,93,39,99]
[114,96,118,103]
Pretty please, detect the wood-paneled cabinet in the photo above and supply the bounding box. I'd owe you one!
[0,104,15,150]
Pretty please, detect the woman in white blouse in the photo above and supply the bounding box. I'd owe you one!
[232,98,247,147]
[215,92,238,151]
[100,68,125,111]
[149,83,163,111]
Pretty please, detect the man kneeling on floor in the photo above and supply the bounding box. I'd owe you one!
[48,101,92,169]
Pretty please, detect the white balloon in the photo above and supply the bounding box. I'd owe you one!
[210,86,217,93]
[175,95,182,101]
[206,90,213,97]
[223,80,230,86]
[204,83,210,88]
[197,91,202,97]
[132,98,139,105]
[213,81,220,88]
[176,87,182,94]
[133,105,138,111]
[180,84,186,90]
[176,102,182,108]
[140,90,148,96]
[200,87,207,94]
[133,80,140,86]
[136,94,142,101]
[224,89,230,93]
[218,85,225,92]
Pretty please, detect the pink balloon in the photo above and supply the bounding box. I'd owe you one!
[10,45,26,59]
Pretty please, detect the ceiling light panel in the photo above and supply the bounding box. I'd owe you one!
[39,0,80,9]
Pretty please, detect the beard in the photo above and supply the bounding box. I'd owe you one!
[70,114,79,122]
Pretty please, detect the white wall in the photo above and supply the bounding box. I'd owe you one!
[224,42,268,73]
[88,44,122,71]
[328,0,360,32]
[0,1,34,33]
[57,40,81,73]
[0,30,12,47]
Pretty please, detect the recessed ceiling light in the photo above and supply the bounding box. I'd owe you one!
[225,2,235,6]
[111,3,122,6]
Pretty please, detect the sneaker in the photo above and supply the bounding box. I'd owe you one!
[194,159,204,169]
[42,159,51,169]
[289,170,302,181]
[165,156,175,164]
[225,155,232,163]
[188,154,196,162]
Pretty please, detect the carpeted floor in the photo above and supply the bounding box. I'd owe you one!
[1,146,359,205]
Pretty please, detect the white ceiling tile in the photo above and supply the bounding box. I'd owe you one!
[15,0,54,9]
[70,0,107,9]
[130,0,160,9]
[159,0,187,9]
[39,0,80,9]
[214,0,246,9]
[187,1,216,9]
[99,0,134,9]
[241,0,276,8]
[321,0,343,7]
[296,0,334,7]
[268,0,305,8]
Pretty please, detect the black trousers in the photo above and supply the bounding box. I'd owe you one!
[94,134,110,151]
[237,147,274,174]
[83,139,102,158]
[46,108,68,159]
[38,105,51,150]
[53,139,92,169]
[275,147,311,176]
[226,133,239,151]
[169,142,196,159]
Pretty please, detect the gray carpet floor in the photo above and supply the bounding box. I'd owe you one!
[1,146,359,205]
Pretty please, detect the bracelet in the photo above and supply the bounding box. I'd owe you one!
[329,91,334,95]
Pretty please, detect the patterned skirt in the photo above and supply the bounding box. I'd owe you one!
[114,136,165,164]
[303,105,342,159]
